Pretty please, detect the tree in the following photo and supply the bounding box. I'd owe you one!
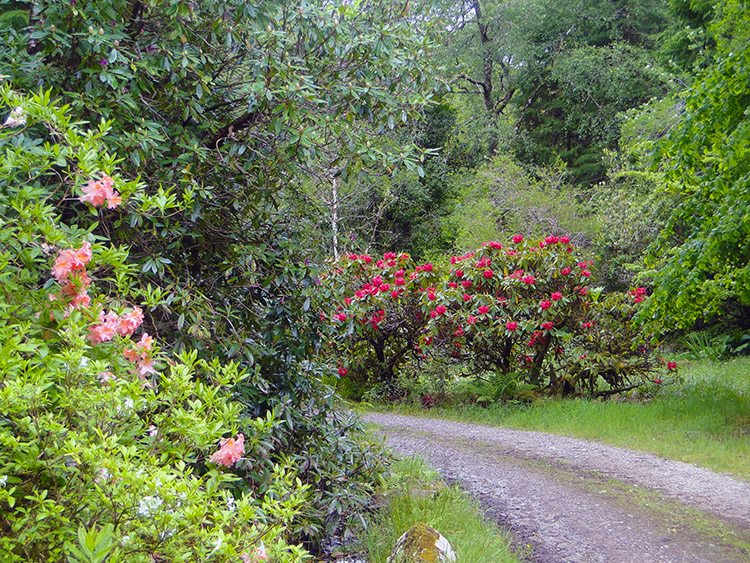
[639,1,750,332]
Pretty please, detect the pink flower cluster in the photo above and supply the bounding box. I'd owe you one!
[50,242,93,313]
[87,307,144,344]
[123,332,156,377]
[210,433,245,468]
[80,174,122,209]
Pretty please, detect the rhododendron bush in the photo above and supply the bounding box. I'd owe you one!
[0,89,309,562]
[316,236,666,397]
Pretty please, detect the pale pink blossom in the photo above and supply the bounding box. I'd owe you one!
[240,542,268,562]
[135,357,156,377]
[70,290,91,309]
[80,175,121,208]
[116,307,144,336]
[52,242,92,283]
[210,434,245,468]
[87,311,120,344]
[97,371,115,384]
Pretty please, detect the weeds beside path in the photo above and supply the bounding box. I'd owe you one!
[365,412,750,563]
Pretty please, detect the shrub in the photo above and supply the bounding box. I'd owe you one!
[316,235,669,397]
[0,88,309,562]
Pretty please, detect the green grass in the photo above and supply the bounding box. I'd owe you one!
[366,358,750,479]
[363,456,521,563]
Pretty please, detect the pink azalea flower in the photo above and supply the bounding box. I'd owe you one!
[135,357,156,377]
[210,434,245,468]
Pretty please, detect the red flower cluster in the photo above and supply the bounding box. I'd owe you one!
[629,287,647,303]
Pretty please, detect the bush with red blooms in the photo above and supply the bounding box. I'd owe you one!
[316,236,677,396]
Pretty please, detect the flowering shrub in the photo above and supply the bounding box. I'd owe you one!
[317,236,673,396]
[0,89,309,562]
[314,252,442,389]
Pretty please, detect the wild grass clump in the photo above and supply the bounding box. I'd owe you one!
[364,457,520,562]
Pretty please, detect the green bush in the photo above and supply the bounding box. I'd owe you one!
[0,88,309,562]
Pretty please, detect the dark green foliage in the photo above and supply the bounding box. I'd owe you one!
[0,0,438,541]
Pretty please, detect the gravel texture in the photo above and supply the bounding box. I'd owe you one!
[364,413,750,563]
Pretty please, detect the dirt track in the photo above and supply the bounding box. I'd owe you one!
[363,413,750,562]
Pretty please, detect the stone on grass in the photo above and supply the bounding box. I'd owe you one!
[387,523,456,563]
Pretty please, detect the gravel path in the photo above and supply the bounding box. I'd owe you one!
[363,413,750,563]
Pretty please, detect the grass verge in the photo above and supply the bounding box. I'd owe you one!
[364,358,750,479]
[363,456,521,563]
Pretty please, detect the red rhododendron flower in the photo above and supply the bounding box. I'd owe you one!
[448,282,458,288]
[506,321,517,331]
[428,292,437,300]
[430,310,437,319]
[455,269,464,278]
[391,289,400,298]
[463,294,471,302]
[462,280,472,288]
[466,315,477,325]
[394,277,405,286]
[560,235,570,244]
[551,291,562,301]
[478,305,489,315]
[562,267,572,275]
[581,270,591,278]
[483,269,493,278]
[379,284,390,292]
[667,361,677,371]
[540,300,551,310]
[541,321,553,330]
[334,313,346,321]
[372,276,383,285]
[654,379,662,385]
[360,255,372,263]
[545,235,559,244]
[512,235,523,243]
[522,275,535,285]
[435,305,446,315]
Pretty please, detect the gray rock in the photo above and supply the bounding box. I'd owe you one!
[387,523,457,563]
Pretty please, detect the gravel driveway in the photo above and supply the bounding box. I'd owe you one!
[363,413,750,563]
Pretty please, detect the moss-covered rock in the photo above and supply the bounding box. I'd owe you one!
[387,523,457,563]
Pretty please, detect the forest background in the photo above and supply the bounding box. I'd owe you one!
[0,0,748,561]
